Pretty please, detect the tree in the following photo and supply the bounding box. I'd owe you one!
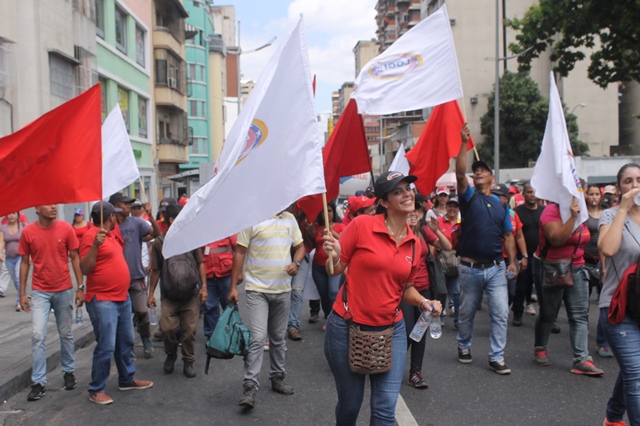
[478,71,588,169]
[509,0,640,88]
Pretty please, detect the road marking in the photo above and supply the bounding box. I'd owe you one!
[396,394,419,426]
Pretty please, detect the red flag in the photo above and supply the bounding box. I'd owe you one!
[0,85,102,216]
[406,100,474,196]
[298,99,371,221]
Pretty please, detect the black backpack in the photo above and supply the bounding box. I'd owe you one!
[158,235,201,301]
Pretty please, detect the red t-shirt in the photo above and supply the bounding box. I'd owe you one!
[18,221,79,292]
[313,223,347,265]
[502,210,523,258]
[332,214,419,326]
[73,223,93,242]
[413,226,437,292]
[203,235,237,278]
[437,215,461,251]
[535,203,589,266]
[80,227,131,302]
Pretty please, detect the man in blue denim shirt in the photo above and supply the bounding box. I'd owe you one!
[454,124,518,375]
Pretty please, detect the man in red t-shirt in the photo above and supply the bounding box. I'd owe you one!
[80,201,153,405]
[202,235,237,340]
[18,205,84,401]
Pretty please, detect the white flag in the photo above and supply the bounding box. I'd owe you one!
[102,105,140,198]
[531,72,587,231]
[352,4,463,115]
[163,16,325,258]
[389,144,410,176]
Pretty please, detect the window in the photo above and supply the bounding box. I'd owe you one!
[199,64,206,81]
[99,76,108,121]
[117,86,130,132]
[188,63,196,80]
[135,25,145,67]
[191,137,207,154]
[49,54,76,102]
[96,0,105,38]
[115,7,127,54]
[154,49,183,92]
[189,100,205,118]
[138,97,147,138]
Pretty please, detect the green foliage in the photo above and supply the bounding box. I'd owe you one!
[509,0,640,88]
[478,71,588,168]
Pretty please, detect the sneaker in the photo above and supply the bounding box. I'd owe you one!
[308,314,319,324]
[322,324,326,331]
[407,372,428,389]
[16,303,22,312]
[89,392,113,405]
[238,383,257,408]
[142,337,153,359]
[534,347,550,366]
[164,353,177,374]
[118,379,154,391]
[512,313,523,327]
[153,330,163,341]
[458,348,473,364]
[571,359,604,376]
[449,306,455,316]
[263,339,270,351]
[453,322,458,330]
[551,323,561,334]
[598,346,614,358]
[288,328,302,341]
[63,372,77,390]
[489,359,512,375]
[531,293,538,303]
[526,303,536,315]
[27,383,45,401]
[603,418,627,426]
[270,373,294,395]
[183,361,196,378]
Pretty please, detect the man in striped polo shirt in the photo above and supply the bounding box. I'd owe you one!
[228,209,305,409]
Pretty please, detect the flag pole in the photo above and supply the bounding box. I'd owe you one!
[138,177,148,203]
[322,192,334,274]
[459,98,480,161]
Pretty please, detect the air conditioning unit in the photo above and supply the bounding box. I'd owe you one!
[167,77,177,89]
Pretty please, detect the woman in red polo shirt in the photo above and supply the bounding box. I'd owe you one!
[322,171,442,426]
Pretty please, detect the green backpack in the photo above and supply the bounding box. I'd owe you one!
[205,304,250,374]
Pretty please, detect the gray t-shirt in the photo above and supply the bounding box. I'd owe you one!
[598,206,640,308]
[119,216,151,281]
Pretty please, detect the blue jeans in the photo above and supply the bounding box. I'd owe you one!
[446,275,460,325]
[85,295,136,393]
[288,256,310,331]
[324,312,407,426]
[6,255,21,304]
[456,262,508,362]
[312,263,341,318]
[601,308,640,425]
[31,289,75,385]
[203,275,231,338]
[534,266,590,363]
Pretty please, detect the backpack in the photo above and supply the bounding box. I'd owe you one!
[205,304,250,374]
[158,235,201,301]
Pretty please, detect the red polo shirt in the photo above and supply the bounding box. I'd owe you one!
[437,215,461,251]
[203,235,237,278]
[332,214,419,326]
[314,223,347,265]
[80,227,130,302]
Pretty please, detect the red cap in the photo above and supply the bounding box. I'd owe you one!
[348,195,376,214]
[508,186,517,194]
[436,186,450,195]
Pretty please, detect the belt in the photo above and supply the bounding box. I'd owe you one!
[460,259,503,270]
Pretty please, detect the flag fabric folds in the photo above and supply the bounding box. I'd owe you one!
[389,144,410,176]
[352,4,463,115]
[297,98,372,222]
[0,85,102,217]
[102,104,140,198]
[531,72,587,230]
[406,100,474,196]
[163,16,325,258]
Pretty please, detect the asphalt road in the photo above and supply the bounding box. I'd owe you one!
[0,288,621,426]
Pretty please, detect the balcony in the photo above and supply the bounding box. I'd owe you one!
[153,28,182,56]
[155,85,186,110]
[157,139,189,164]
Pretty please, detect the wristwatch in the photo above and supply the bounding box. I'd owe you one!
[78,285,86,291]
[293,260,301,267]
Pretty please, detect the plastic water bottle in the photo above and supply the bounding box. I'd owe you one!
[149,307,158,326]
[75,306,83,325]
[634,192,640,206]
[429,315,442,339]
[507,269,516,279]
[410,310,432,342]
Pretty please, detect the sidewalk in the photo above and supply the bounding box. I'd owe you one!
[0,283,95,402]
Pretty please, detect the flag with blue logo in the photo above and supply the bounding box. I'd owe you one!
[352,4,463,115]
[162,16,325,258]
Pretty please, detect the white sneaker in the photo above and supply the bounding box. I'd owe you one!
[526,304,536,315]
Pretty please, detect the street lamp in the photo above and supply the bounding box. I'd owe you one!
[571,103,587,115]
[236,21,276,115]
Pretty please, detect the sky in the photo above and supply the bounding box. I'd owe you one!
[219,0,378,113]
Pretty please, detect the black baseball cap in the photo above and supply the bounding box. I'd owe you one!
[374,171,417,199]
[471,160,493,174]
[446,197,459,205]
[491,183,510,197]
[90,201,122,221]
[108,193,135,205]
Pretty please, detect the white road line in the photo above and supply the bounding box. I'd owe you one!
[396,394,419,426]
